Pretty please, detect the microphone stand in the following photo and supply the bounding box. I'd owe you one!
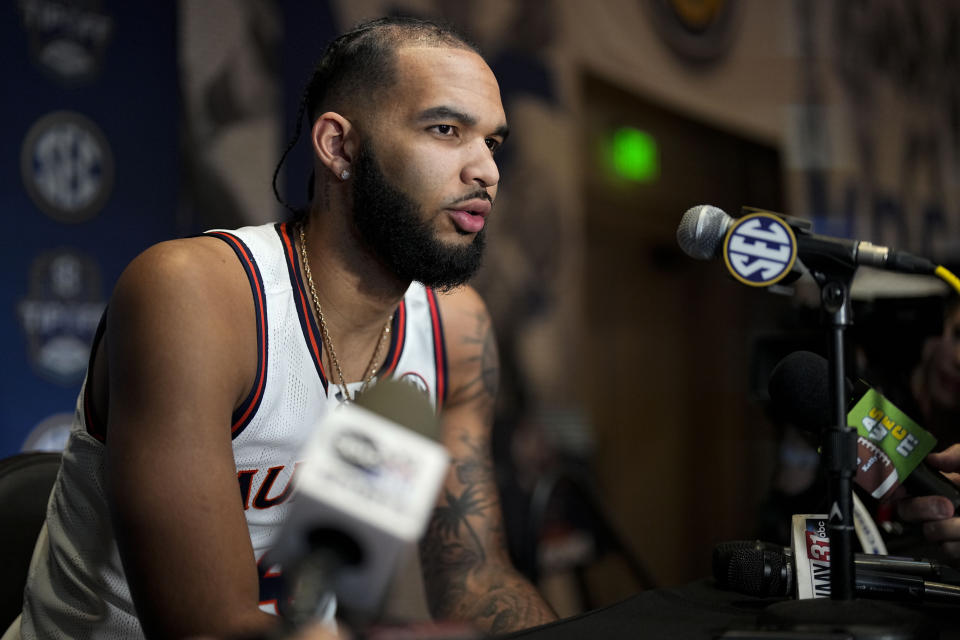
[810,261,858,601]
[748,251,928,638]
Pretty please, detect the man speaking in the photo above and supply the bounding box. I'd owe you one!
[15,16,556,639]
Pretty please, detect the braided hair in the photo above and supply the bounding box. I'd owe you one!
[272,16,481,222]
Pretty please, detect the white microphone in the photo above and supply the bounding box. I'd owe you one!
[266,379,449,625]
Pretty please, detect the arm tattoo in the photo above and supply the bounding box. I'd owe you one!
[420,305,555,632]
[421,438,554,632]
[449,312,499,408]
[422,437,495,580]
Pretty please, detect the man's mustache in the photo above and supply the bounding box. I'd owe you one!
[449,190,493,206]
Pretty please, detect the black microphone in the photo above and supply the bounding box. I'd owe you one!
[715,540,960,586]
[767,351,960,513]
[713,540,960,603]
[677,204,936,275]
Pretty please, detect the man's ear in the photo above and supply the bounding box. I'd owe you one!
[311,112,358,180]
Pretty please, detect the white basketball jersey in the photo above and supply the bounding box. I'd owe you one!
[20,222,449,639]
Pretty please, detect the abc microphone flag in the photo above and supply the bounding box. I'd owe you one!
[266,379,450,622]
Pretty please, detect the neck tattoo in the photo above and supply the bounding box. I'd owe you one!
[298,223,393,403]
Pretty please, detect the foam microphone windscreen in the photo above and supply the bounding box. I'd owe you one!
[713,540,792,598]
[767,351,851,431]
[354,378,441,443]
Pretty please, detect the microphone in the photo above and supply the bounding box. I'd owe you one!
[677,204,936,275]
[265,379,449,625]
[715,540,960,586]
[713,540,960,603]
[768,351,960,512]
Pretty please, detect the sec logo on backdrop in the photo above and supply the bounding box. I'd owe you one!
[20,111,115,223]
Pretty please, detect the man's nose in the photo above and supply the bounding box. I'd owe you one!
[461,139,499,189]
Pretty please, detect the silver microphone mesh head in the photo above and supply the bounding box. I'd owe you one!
[676,204,733,260]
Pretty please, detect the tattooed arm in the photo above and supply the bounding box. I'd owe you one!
[421,286,556,634]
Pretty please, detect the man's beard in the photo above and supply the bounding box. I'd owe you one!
[351,141,486,290]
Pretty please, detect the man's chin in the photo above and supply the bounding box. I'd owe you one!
[413,251,485,289]
[427,224,484,251]
[442,230,482,245]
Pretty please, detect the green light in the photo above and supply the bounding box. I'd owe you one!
[610,127,658,182]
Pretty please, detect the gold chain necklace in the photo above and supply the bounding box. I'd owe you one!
[298,223,392,403]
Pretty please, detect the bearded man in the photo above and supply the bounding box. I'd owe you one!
[15,16,556,640]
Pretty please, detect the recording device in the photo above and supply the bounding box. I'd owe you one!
[676,204,936,275]
[767,351,960,512]
[713,540,960,603]
[265,379,449,626]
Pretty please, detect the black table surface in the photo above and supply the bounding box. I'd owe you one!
[502,579,960,640]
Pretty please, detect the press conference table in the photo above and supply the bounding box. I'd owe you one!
[502,579,960,639]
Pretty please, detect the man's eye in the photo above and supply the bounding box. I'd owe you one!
[432,124,456,135]
[485,138,501,153]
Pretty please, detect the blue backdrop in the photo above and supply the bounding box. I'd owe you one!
[1,3,179,456]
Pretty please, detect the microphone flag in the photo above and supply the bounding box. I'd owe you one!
[722,212,798,287]
[791,514,833,600]
[848,389,937,501]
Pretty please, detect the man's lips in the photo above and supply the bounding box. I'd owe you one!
[450,198,491,217]
[446,198,491,233]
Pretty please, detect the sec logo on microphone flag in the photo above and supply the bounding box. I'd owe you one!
[722,212,798,287]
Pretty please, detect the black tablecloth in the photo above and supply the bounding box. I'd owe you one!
[503,579,960,639]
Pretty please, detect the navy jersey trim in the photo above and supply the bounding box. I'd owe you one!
[257,552,283,615]
[378,300,406,378]
[83,309,109,443]
[424,287,448,410]
[206,231,269,438]
[276,222,329,393]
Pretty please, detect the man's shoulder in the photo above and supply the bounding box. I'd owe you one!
[432,284,492,347]
[131,222,283,277]
[106,234,260,393]
[433,284,488,319]
[433,285,495,392]
[113,235,256,323]
[126,235,245,288]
